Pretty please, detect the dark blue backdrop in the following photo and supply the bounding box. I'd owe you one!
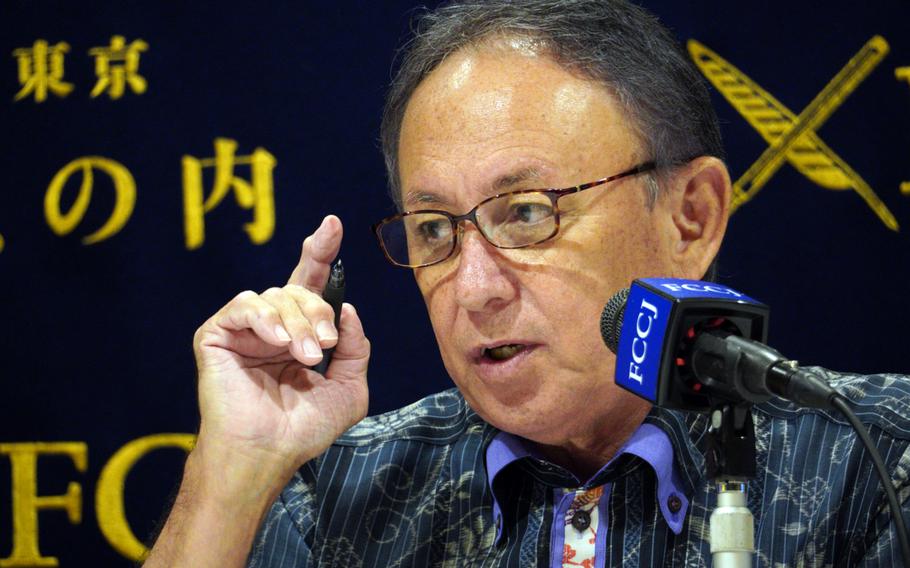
[2,1,909,565]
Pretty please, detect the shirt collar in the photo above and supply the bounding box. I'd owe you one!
[641,406,709,497]
[485,414,704,541]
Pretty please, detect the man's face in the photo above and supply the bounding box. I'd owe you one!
[398,41,683,446]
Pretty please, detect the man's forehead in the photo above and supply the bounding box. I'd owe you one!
[397,41,644,210]
[402,43,611,131]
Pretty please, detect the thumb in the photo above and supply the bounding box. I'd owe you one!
[325,303,370,381]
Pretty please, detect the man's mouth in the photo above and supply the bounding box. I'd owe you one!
[482,344,529,361]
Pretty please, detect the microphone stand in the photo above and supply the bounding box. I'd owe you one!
[705,403,756,568]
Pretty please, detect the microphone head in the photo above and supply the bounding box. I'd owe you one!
[611,277,769,409]
[600,287,630,354]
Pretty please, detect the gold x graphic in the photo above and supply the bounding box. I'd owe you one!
[689,36,898,231]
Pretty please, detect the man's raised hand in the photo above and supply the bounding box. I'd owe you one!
[192,215,370,489]
[143,215,369,568]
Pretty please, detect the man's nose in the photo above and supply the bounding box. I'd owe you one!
[452,225,517,313]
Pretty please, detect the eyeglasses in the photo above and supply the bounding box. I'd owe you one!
[372,161,656,268]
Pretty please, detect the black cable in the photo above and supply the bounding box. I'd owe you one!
[831,395,910,566]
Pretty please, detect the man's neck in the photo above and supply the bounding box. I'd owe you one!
[532,403,652,481]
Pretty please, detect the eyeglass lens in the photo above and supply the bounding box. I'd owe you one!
[379,191,558,267]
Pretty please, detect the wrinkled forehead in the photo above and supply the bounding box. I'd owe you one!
[397,39,645,209]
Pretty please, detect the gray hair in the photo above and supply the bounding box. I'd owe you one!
[380,0,724,209]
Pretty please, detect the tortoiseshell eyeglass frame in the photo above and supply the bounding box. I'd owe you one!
[372,160,657,269]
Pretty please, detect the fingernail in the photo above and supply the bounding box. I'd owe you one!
[275,325,291,342]
[302,337,322,358]
[316,320,338,341]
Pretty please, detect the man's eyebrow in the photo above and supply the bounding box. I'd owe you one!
[492,167,544,192]
[403,190,450,209]
[402,167,545,209]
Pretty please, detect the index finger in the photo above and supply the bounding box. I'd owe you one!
[288,214,343,293]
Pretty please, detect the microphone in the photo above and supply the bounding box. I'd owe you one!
[600,279,910,566]
[600,278,837,411]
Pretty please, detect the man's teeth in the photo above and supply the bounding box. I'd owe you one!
[485,344,526,361]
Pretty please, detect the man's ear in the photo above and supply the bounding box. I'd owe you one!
[664,156,731,279]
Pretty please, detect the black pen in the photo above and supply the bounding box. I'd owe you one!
[314,259,345,375]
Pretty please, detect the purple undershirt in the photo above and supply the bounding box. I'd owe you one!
[485,423,689,568]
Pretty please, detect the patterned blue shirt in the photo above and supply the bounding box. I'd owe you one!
[247,369,910,567]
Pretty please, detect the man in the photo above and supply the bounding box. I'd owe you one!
[145,1,910,566]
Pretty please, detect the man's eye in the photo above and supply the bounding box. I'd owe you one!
[416,219,451,242]
[508,202,552,224]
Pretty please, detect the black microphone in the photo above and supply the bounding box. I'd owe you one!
[600,279,910,564]
[599,278,837,411]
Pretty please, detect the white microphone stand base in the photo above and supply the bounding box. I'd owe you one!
[705,405,757,568]
[710,481,755,568]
